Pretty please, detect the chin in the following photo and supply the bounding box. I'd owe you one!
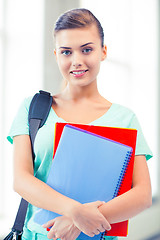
[70,78,95,87]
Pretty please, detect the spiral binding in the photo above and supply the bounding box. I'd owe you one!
[100,232,105,240]
[113,150,133,198]
[98,150,132,240]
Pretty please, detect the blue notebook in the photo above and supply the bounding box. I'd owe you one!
[34,125,133,240]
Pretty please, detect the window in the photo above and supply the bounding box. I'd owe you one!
[81,0,159,196]
[0,0,44,236]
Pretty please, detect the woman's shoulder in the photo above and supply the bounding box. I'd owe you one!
[18,96,33,112]
[112,103,136,117]
[108,103,139,128]
[99,95,135,117]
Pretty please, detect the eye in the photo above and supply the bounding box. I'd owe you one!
[82,48,92,54]
[61,50,72,56]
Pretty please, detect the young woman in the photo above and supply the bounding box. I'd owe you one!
[7,8,153,240]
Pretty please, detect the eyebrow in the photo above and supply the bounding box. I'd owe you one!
[59,42,94,49]
[80,42,94,47]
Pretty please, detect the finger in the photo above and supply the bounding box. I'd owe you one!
[102,220,111,231]
[93,229,101,235]
[97,225,106,233]
[47,228,56,239]
[82,230,95,237]
[62,227,81,240]
[42,219,55,228]
[97,201,105,208]
[89,233,95,237]
[48,226,63,240]
[92,200,105,208]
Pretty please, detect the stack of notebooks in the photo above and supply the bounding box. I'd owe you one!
[34,123,137,239]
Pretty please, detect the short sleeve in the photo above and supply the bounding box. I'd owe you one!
[128,114,153,160]
[7,97,32,144]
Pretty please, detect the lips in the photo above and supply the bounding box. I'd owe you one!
[70,69,88,77]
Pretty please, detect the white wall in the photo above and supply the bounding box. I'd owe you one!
[0,0,44,237]
[80,0,160,239]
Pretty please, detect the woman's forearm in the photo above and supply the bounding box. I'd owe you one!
[99,155,152,224]
[98,185,152,224]
[13,135,81,217]
[14,171,81,216]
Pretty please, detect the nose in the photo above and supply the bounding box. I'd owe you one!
[72,52,82,68]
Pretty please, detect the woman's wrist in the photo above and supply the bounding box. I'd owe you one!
[64,200,82,218]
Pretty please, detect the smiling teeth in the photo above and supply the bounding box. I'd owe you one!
[72,71,85,75]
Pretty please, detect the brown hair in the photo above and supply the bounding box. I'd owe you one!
[54,8,104,47]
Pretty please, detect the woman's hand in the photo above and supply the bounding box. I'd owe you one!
[43,216,81,240]
[43,201,111,239]
[68,200,111,237]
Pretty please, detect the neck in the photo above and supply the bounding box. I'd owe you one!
[61,81,100,102]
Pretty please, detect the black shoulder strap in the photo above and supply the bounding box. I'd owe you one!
[4,90,53,239]
[28,90,53,158]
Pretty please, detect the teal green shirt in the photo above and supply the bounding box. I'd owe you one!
[7,97,153,240]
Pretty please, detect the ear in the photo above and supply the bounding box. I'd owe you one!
[54,49,57,60]
[101,44,107,61]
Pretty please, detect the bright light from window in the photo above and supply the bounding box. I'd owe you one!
[81,0,159,196]
[0,0,44,236]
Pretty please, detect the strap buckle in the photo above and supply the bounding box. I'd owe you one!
[39,90,51,96]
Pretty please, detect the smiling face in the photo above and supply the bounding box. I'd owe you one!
[54,24,107,87]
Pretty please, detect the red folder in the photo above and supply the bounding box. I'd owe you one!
[53,123,137,237]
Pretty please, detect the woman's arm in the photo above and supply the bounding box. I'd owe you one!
[13,135,111,236]
[98,155,152,223]
[13,135,80,215]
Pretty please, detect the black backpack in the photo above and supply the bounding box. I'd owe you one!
[4,90,53,240]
